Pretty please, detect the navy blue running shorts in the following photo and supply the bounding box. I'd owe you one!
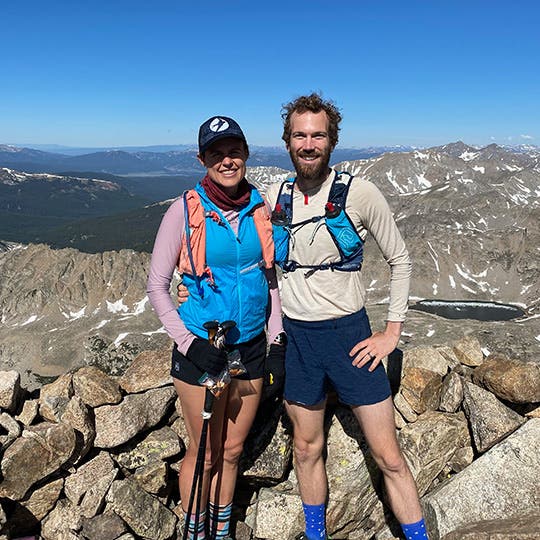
[171,331,266,385]
[283,309,391,406]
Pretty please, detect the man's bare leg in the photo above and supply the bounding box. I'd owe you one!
[285,399,329,539]
[352,396,423,524]
[285,399,328,504]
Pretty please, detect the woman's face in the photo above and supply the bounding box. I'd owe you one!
[198,137,248,195]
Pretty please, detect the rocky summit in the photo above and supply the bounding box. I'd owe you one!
[0,336,539,539]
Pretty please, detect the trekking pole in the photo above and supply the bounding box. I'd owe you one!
[199,320,239,397]
[182,320,235,540]
[182,321,218,540]
[193,321,237,533]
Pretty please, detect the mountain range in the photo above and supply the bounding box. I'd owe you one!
[1,140,538,387]
[336,141,539,313]
[1,141,538,262]
[0,143,414,176]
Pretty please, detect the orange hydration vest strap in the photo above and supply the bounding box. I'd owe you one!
[177,190,274,277]
[253,202,275,269]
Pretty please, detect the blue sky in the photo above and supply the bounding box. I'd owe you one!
[1,0,539,148]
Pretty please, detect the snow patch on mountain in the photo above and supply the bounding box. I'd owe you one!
[21,315,38,326]
[107,299,129,313]
[459,151,479,161]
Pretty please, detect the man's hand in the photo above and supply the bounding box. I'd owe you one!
[349,321,402,372]
[177,282,189,304]
[262,333,287,402]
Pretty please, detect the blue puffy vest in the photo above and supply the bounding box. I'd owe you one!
[178,184,268,345]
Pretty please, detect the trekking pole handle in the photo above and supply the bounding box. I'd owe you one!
[199,319,238,400]
[203,320,219,347]
[214,320,236,349]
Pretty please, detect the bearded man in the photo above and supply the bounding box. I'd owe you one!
[264,93,428,540]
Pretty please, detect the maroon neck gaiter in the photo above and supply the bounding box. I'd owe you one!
[201,175,251,211]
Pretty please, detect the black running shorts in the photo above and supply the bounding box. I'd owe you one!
[171,331,266,385]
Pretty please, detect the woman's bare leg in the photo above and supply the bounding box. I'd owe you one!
[174,379,229,512]
[209,377,263,505]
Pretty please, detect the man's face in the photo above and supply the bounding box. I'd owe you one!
[287,110,332,182]
[198,137,248,194]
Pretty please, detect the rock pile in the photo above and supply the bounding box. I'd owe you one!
[0,336,539,539]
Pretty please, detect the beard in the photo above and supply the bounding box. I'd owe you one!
[290,147,331,182]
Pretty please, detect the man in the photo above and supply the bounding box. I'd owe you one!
[264,93,427,540]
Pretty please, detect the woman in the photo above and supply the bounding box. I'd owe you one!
[147,116,284,540]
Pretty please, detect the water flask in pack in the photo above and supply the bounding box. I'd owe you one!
[325,202,341,219]
[272,203,288,226]
[324,202,362,258]
[271,203,290,265]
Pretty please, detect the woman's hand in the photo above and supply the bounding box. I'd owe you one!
[186,338,228,376]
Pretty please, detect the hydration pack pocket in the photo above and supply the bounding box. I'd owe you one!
[324,202,363,258]
[272,223,289,266]
[271,204,290,267]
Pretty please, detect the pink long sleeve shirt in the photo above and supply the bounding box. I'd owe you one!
[147,198,283,355]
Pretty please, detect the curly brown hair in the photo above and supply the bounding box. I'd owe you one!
[281,93,342,149]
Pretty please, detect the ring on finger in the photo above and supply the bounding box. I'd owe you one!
[368,353,376,360]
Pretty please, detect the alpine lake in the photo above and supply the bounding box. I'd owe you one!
[410,300,526,321]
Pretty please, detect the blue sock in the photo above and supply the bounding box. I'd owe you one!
[401,518,428,540]
[302,502,326,540]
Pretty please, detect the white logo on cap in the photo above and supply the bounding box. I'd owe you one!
[209,118,229,132]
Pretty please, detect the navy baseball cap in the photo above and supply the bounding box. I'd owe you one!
[198,116,247,154]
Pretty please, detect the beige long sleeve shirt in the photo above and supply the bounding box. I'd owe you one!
[265,169,411,322]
